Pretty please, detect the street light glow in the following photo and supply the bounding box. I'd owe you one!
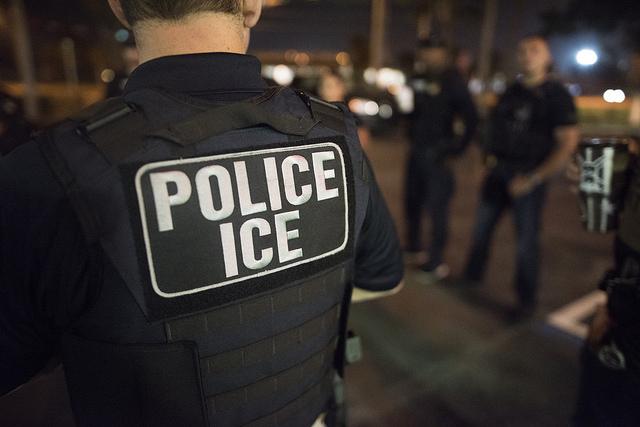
[576,49,598,66]
[603,89,626,104]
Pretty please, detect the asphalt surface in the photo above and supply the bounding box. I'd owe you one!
[346,133,613,427]
[0,132,613,427]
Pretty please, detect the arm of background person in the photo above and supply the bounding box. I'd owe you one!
[451,73,479,154]
[510,125,580,196]
[510,85,580,196]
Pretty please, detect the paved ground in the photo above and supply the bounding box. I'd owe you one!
[0,133,613,427]
[345,133,613,427]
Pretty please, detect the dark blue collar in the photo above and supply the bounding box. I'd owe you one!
[124,53,267,97]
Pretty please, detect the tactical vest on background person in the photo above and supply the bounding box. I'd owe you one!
[487,82,558,173]
[38,86,371,427]
[408,70,461,155]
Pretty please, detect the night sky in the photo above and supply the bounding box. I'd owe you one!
[252,0,572,75]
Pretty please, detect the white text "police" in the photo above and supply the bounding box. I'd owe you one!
[148,151,341,278]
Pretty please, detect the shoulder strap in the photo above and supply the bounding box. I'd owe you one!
[37,130,101,245]
[151,101,318,146]
[295,91,348,134]
[73,97,151,164]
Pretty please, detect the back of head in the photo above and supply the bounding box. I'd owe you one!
[108,0,262,62]
[120,0,242,26]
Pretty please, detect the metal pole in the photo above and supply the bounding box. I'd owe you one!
[61,37,81,108]
[369,0,387,69]
[8,0,39,121]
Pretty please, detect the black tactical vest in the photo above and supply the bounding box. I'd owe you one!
[38,87,372,427]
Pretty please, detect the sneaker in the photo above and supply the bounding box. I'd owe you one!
[414,263,450,285]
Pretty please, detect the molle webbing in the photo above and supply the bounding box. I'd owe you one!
[164,266,348,426]
[164,267,346,353]
[208,343,336,426]
[242,371,333,427]
[200,306,340,394]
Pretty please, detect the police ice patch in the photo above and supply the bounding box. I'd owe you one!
[130,138,353,317]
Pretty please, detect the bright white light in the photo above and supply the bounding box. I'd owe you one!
[272,64,295,86]
[376,68,406,89]
[394,85,414,114]
[363,68,378,85]
[364,101,380,116]
[468,78,484,95]
[576,49,598,66]
[348,98,381,116]
[379,104,393,119]
[603,89,626,104]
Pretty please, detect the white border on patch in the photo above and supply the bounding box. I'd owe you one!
[135,142,350,299]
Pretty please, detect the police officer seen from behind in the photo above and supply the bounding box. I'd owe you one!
[575,140,640,426]
[406,37,478,282]
[463,35,579,320]
[0,1,404,426]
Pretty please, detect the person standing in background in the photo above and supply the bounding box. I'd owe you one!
[405,37,478,282]
[317,69,371,149]
[463,35,579,320]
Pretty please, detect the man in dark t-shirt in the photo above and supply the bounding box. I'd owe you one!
[464,35,579,319]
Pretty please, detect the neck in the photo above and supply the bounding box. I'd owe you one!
[522,70,547,87]
[133,12,247,64]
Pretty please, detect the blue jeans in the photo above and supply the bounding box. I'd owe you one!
[405,148,455,266]
[464,168,547,306]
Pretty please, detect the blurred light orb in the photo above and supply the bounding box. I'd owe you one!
[603,89,626,104]
[566,83,582,97]
[395,85,414,114]
[284,49,298,63]
[379,104,393,119]
[101,69,116,83]
[272,64,295,86]
[294,52,310,66]
[364,101,380,116]
[576,49,598,66]
[363,68,378,85]
[336,52,351,66]
[468,78,484,95]
[115,28,130,43]
[376,68,406,89]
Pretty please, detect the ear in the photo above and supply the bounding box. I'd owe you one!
[242,0,263,29]
[108,0,131,29]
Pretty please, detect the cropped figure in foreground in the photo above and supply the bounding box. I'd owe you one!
[575,139,640,426]
[0,1,404,426]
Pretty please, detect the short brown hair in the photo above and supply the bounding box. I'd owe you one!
[120,0,242,25]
